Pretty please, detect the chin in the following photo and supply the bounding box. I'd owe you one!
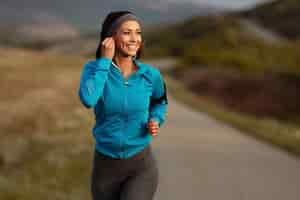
[122,51,137,57]
[118,48,139,58]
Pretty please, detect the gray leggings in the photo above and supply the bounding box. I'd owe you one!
[91,145,159,200]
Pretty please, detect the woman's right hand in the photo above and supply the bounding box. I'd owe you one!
[101,37,115,59]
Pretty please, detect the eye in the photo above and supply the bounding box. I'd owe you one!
[123,32,130,35]
[137,31,142,35]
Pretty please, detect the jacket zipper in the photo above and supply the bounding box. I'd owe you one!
[122,80,129,158]
[113,61,138,158]
[113,62,127,159]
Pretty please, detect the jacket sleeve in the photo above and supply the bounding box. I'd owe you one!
[78,57,112,108]
[149,70,168,127]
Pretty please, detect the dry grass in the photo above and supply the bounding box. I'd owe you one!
[0,47,95,199]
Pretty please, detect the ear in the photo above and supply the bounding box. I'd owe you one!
[112,29,118,37]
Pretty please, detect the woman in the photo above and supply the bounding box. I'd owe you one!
[78,10,168,200]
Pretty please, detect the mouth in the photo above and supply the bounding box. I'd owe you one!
[126,44,138,51]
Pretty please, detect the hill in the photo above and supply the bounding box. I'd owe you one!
[144,14,300,76]
[143,6,300,123]
[0,15,80,50]
[240,0,300,40]
[0,0,220,33]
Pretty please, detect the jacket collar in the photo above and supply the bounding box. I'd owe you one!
[133,58,147,75]
[111,58,147,76]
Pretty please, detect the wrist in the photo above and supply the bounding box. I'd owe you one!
[150,117,161,127]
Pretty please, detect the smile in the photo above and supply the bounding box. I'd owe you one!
[127,45,138,50]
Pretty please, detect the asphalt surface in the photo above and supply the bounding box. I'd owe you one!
[151,94,300,200]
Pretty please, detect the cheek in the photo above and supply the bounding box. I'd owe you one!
[115,36,127,47]
[135,39,142,48]
[120,35,130,43]
[137,36,142,43]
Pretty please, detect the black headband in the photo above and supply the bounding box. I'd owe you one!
[106,13,140,36]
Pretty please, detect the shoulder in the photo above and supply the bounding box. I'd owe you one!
[84,58,99,66]
[83,58,112,70]
[136,60,162,79]
[82,60,96,69]
[85,60,94,67]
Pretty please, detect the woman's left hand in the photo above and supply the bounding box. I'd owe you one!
[147,119,159,136]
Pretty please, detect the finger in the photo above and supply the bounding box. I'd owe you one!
[149,126,155,131]
[103,39,112,47]
[150,129,159,134]
[149,122,158,128]
[107,37,115,44]
[102,38,109,45]
[102,37,113,46]
[150,128,158,134]
[149,129,157,134]
[150,122,158,126]
[106,37,113,44]
[150,122,159,127]
[147,121,155,126]
[152,128,158,133]
[109,37,115,44]
[106,39,115,48]
[149,125,159,129]
[151,131,158,136]
[148,122,159,130]
[150,129,158,133]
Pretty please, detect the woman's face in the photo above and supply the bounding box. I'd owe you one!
[113,20,142,57]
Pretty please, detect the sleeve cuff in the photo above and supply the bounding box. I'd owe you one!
[150,117,162,127]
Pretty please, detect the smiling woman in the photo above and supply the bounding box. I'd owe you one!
[114,20,142,57]
[78,10,168,200]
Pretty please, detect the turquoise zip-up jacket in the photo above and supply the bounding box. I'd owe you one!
[78,57,168,159]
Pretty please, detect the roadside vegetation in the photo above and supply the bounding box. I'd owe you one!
[0,48,94,200]
[144,0,300,156]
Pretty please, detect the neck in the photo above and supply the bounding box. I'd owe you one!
[113,52,135,73]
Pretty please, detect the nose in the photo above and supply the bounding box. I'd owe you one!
[129,33,139,42]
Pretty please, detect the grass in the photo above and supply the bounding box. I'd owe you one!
[0,133,93,200]
[1,46,299,199]
[163,73,300,157]
[0,47,95,199]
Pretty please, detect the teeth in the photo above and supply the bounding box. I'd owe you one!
[127,45,137,50]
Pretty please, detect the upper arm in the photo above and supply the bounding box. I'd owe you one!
[151,69,168,104]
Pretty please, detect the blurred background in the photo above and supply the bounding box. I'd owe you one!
[1,0,300,199]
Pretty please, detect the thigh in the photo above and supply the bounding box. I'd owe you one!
[91,174,121,200]
[120,151,159,200]
[91,151,126,200]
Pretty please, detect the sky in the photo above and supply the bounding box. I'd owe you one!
[0,0,273,32]
[167,0,272,9]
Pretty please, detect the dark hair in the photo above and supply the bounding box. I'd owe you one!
[95,10,144,59]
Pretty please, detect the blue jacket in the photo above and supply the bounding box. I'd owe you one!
[78,57,168,159]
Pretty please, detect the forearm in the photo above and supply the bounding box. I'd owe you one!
[149,101,167,127]
[149,75,168,127]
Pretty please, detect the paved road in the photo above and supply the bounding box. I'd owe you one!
[146,60,300,200]
[152,95,300,200]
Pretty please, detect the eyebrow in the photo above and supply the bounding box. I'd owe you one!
[122,28,141,31]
